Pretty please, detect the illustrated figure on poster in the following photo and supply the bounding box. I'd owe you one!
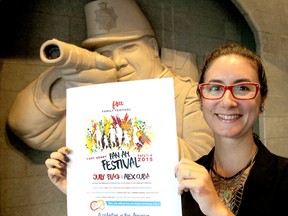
[108,125,116,147]
[123,130,131,148]
[103,135,109,149]
[7,0,214,161]
[115,123,123,146]
[92,125,102,149]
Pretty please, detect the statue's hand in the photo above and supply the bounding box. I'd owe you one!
[58,54,117,88]
[60,68,117,89]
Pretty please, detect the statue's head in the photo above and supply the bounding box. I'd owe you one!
[82,0,155,49]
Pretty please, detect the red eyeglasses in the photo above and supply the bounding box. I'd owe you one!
[199,82,260,100]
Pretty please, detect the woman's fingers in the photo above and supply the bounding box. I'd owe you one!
[175,158,200,180]
[47,167,63,182]
[45,147,70,178]
[46,147,71,166]
[176,158,211,195]
[45,158,64,168]
[45,147,70,194]
[57,147,72,154]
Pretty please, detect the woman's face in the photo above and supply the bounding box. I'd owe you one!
[202,54,264,139]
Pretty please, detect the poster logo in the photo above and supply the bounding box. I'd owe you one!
[90,200,105,211]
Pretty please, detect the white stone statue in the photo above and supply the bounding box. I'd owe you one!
[7,0,214,161]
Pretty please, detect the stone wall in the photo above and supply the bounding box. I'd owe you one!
[232,0,288,156]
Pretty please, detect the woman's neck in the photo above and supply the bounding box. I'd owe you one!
[213,134,257,178]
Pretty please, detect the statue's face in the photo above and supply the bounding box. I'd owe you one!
[96,37,161,82]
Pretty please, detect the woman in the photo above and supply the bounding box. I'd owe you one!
[176,43,288,215]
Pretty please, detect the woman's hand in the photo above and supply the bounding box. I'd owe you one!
[45,147,71,194]
[175,158,234,216]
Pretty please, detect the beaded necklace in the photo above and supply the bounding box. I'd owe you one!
[210,147,258,215]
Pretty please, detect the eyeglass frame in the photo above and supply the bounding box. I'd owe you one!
[198,82,260,100]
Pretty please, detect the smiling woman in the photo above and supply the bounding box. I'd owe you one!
[177,43,288,216]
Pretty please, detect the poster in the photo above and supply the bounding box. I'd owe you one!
[66,78,182,216]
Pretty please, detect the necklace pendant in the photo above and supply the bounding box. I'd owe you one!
[224,189,232,203]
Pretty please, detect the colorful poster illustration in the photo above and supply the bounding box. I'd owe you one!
[66,78,182,216]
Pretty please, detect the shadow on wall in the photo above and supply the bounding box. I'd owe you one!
[5,124,51,164]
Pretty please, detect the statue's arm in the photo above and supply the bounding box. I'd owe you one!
[7,67,67,151]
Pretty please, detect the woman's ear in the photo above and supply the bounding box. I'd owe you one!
[260,97,267,113]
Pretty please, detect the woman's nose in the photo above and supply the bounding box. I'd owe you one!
[221,89,237,107]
